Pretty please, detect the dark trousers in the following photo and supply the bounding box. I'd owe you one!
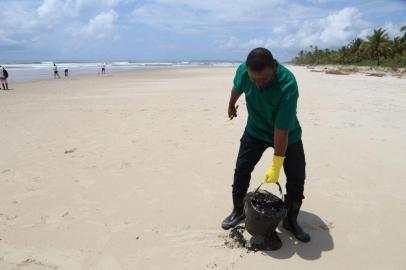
[232,130,306,201]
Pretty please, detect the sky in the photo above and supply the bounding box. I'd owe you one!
[0,0,405,62]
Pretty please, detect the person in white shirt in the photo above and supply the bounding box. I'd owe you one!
[0,65,9,90]
[53,64,60,79]
[101,63,106,74]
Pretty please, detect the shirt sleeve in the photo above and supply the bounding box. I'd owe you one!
[274,77,299,130]
[232,64,245,94]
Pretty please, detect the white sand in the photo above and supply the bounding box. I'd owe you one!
[0,67,405,269]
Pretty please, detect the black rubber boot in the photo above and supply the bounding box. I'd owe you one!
[282,197,311,242]
[221,193,245,230]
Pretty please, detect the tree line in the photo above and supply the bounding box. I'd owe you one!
[293,27,406,67]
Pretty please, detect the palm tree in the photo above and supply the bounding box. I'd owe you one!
[365,28,390,65]
[401,25,406,39]
[293,26,406,66]
[390,37,403,58]
[337,46,349,64]
[348,38,363,62]
[400,26,406,58]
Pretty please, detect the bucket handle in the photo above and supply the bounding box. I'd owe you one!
[254,182,284,202]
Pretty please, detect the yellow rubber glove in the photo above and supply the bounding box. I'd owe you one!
[263,155,285,184]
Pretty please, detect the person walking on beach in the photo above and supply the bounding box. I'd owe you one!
[101,63,106,74]
[64,68,69,77]
[0,65,9,90]
[221,48,310,244]
[53,64,60,79]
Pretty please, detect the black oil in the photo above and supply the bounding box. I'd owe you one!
[224,226,281,252]
[249,191,284,217]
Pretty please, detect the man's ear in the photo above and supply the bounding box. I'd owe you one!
[271,61,277,70]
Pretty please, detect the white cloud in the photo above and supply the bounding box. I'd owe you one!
[37,0,64,18]
[37,0,124,18]
[1,3,39,32]
[357,21,406,41]
[130,1,390,53]
[215,7,375,57]
[358,28,373,39]
[217,36,277,51]
[131,0,298,29]
[276,7,372,49]
[82,10,119,39]
[273,25,288,34]
[0,0,404,61]
[319,8,366,45]
[0,0,123,50]
[383,22,403,38]
[65,0,123,16]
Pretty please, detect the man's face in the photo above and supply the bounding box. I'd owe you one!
[247,66,276,88]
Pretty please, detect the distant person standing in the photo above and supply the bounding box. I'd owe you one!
[0,65,9,90]
[64,68,69,77]
[53,64,60,79]
[101,63,106,74]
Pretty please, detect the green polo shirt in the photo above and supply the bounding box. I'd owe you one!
[233,61,302,144]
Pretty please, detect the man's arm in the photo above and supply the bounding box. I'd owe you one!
[228,88,242,119]
[273,128,289,156]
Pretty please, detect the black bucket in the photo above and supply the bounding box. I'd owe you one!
[244,187,287,238]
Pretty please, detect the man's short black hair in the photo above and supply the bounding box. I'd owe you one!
[246,47,274,71]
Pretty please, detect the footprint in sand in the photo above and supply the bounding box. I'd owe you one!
[16,258,58,270]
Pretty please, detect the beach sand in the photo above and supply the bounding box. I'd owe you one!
[0,67,405,269]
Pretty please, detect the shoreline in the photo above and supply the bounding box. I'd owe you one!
[4,63,406,88]
[8,63,406,86]
[3,63,240,84]
[7,65,237,86]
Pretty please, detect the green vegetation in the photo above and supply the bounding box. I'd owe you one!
[293,27,406,68]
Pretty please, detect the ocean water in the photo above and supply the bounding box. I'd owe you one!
[0,61,240,82]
